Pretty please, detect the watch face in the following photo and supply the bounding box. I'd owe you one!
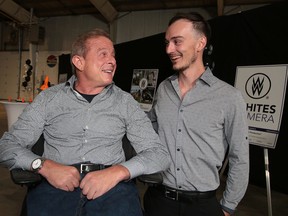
[32,158,42,169]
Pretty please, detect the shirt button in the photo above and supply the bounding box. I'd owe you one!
[85,126,89,130]
[178,186,182,189]
[177,168,180,171]
[180,109,183,112]
[177,148,180,151]
[178,129,181,132]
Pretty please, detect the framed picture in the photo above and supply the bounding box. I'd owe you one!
[130,69,158,112]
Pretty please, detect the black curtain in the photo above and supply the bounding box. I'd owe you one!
[209,2,288,194]
[114,2,288,194]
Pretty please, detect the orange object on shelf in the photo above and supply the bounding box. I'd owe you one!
[40,76,49,91]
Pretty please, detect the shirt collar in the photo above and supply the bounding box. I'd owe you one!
[199,67,217,87]
[65,75,76,88]
[65,75,115,91]
[168,67,216,87]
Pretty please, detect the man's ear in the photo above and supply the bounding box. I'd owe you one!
[197,36,207,52]
[72,55,84,71]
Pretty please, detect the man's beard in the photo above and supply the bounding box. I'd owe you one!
[172,56,196,72]
[173,64,188,73]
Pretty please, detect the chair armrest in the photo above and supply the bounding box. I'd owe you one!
[138,172,163,186]
[10,168,42,186]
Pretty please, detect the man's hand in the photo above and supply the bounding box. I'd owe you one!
[38,159,81,191]
[223,210,231,216]
[80,165,130,199]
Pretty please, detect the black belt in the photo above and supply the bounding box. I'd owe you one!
[72,163,111,174]
[156,185,216,202]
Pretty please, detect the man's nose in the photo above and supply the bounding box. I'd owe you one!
[108,56,116,65]
[166,42,174,54]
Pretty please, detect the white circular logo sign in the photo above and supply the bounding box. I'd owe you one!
[245,73,271,99]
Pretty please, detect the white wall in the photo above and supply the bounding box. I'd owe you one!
[114,8,211,44]
[38,15,108,51]
[0,51,70,100]
[1,5,265,50]
[0,51,22,100]
[114,5,265,44]
[0,5,266,100]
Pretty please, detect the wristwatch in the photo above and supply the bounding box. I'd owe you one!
[31,158,46,172]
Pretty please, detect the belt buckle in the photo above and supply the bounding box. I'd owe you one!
[165,188,179,201]
[80,163,92,173]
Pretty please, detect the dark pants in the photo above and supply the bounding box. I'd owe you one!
[26,180,143,216]
[143,186,225,216]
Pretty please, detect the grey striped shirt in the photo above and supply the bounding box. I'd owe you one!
[149,68,249,211]
[0,75,170,179]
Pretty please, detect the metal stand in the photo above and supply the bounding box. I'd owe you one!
[264,148,273,216]
[220,148,273,216]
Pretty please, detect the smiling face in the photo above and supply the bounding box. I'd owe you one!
[165,19,206,73]
[72,35,116,94]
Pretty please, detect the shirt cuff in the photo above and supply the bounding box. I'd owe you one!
[221,205,235,215]
[120,159,145,179]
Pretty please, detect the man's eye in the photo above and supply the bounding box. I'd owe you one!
[100,52,107,57]
[174,40,181,45]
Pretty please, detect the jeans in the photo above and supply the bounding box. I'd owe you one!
[26,180,143,216]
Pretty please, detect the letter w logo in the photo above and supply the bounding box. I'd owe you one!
[252,77,264,96]
[245,73,271,99]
